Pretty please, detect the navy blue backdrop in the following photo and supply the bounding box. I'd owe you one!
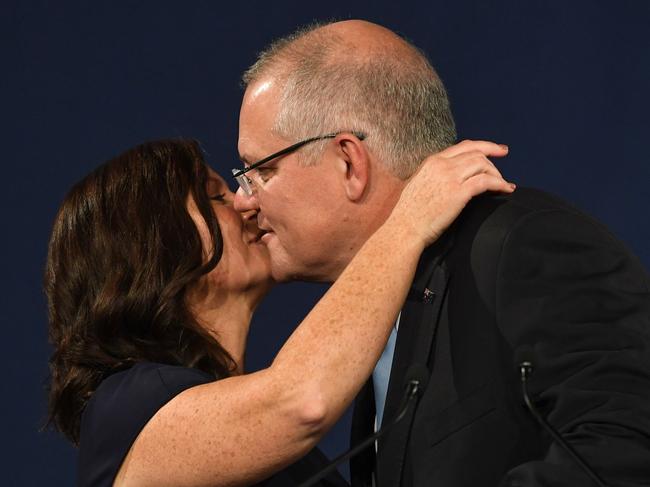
[5,1,649,484]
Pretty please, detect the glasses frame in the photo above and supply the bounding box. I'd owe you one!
[232,131,366,196]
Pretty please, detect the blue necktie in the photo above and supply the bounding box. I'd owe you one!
[372,325,398,428]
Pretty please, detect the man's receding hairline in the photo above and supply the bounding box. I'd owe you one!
[242,20,457,179]
[243,20,428,87]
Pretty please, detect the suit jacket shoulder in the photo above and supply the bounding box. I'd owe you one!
[390,188,650,486]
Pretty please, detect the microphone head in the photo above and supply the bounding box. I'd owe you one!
[514,345,535,368]
[514,345,535,381]
[405,363,430,395]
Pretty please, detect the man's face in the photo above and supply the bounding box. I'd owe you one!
[235,79,349,282]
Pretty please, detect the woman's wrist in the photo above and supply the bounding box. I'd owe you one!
[375,212,427,256]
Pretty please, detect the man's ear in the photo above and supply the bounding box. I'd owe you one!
[333,133,370,202]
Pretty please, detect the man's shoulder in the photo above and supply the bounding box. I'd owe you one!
[463,186,580,230]
[450,186,590,249]
[418,187,570,265]
[438,187,592,279]
[447,186,644,283]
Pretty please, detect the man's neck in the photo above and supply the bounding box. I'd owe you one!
[329,176,406,282]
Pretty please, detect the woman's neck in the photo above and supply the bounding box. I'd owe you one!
[192,288,266,375]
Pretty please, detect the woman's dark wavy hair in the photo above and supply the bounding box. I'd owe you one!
[45,139,235,445]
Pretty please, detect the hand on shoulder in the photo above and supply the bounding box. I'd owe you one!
[389,139,515,247]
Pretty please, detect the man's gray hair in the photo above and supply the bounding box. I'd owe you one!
[243,22,457,179]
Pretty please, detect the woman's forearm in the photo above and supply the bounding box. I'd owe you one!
[269,216,423,434]
[116,141,514,487]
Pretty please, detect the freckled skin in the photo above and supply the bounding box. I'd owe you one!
[114,19,514,487]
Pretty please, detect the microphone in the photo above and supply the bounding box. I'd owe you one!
[297,364,429,487]
[515,347,609,487]
[402,363,429,400]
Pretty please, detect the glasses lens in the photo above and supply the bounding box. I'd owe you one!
[232,169,253,196]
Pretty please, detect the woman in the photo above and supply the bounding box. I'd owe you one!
[45,138,513,486]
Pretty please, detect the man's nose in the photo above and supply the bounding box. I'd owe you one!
[234,186,260,213]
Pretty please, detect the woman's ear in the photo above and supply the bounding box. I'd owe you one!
[334,133,370,202]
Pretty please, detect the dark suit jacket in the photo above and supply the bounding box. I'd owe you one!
[350,188,650,486]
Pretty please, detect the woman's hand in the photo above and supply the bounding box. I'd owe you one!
[389,140,515,247]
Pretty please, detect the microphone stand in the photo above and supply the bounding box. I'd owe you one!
[519,361,608,487]
[297,378,423,487]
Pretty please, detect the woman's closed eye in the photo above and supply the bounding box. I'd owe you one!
[209,193,226,202]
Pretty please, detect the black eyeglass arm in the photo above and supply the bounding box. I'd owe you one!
[232,131,366,178]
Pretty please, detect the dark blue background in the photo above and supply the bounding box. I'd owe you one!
[5,1,649,484]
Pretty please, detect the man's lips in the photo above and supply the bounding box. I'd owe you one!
[247,229,271,244]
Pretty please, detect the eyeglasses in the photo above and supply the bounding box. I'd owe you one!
[231,131,366,196]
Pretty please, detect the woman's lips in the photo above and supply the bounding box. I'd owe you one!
[248,229,270,244]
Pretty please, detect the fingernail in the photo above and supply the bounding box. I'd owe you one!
[499,144,509,151]
[509,183,516,189]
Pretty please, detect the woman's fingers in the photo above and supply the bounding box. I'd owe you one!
[462,172,516,199]
[450,151,504,181]
[392,139,514,247]
[438,139,509,159]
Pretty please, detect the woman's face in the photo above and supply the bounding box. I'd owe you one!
[188,168,273,297]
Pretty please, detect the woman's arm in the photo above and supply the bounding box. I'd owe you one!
[115,140,514,487]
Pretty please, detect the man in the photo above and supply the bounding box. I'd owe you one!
[234,20,650,486]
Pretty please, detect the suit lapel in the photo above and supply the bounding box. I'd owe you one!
[375,242,451,486]
[350,380,375,487]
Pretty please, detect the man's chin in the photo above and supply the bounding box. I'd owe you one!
[268,253,297,283]
[266,244,330,283]
[270,263,334,284]
[269,258,313,283]
[270,268,293,283]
